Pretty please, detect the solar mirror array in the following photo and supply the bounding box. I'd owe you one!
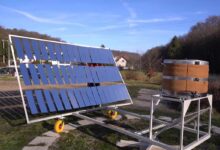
[10,35,132,123]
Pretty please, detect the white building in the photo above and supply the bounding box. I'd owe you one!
[114,56,127,68]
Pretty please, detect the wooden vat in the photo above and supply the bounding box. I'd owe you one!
[162,59,209,96]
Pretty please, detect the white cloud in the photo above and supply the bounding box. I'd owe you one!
[0,4,86,27]
[95,24,126,31]
[128,17,185,24]
[120,0,138,27]
[47,27,67,32]
[120,0,137,19]
[194,11,207,15]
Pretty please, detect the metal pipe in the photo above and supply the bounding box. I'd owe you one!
[180,102,185,150]
[149,98,154,140]
[197,99,200,140]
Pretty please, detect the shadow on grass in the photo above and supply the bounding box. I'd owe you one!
[76,124,137,150]
[61,111,150,150]
[0,90,27,126]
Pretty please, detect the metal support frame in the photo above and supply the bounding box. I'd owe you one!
[150,94,213,150]
[69,94,212,150]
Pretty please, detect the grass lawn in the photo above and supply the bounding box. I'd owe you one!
[0,117,54,150]
[0,79,220,150]
[125,80,161,98]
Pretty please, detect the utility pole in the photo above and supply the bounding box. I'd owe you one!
[2,39,10,66]
[137,50,142,71]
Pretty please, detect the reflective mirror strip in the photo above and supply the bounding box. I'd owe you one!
[54,44,63,62]
[66,45,74,62]
[84,66,93,83]
[45,64,56,84]
[97,86,108,104]
[116,67,122,81]
[112,85,120,101]
[107,50,115,64]
[121,84,130,100]
[73,88,86,107]
[116,85,123,100]
[71,45,81,62]
[25,90,38,114]
[106,85,115,102]
[53,65,64,84]
[95,67,103,82]
[95,48,103,63]
[29,64,40,85]
[31,40,41,60]
[22,39,33,59]
[39,41,49,60]
[67,89,79,108]
[43,90,56,112]
[90,67,99,83]
[110,67,117,82]
[86,88,97,105]
[47,42,56,60]
[89,48,98,63]
[91,87,102,105]
[104,67,111,82]
[80,88,91,106]
[98,50,105,64]
[60,89,72,110]
[60,66,70,84]
[35,90,48,113]
[67,66,75,84]
[75,66,86,83]
[61,44,70,62]
[51,89,64,111]
[78,47,92,63]
[103,86,112,103]
[20,63,31,85]
[102,50,109,64]
[12,37,24,59]
[37,64,49,84]
[103,67,110,82]
[111,67,122,81]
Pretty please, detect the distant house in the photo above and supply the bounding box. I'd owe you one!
[114,56,127,69]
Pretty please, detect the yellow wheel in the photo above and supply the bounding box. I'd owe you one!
[107,110,118,120]
[54,119,64,133]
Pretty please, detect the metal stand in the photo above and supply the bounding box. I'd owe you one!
[71,94,212,150]
[150,94,213,150]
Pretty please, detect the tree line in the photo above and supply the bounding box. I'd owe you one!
[0,26,62,66]
[142,16,220,74]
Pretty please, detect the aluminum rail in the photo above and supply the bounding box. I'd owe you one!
[72,112,177,150]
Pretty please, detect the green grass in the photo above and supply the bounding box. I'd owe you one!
[49,125,134,150]
[0,75,17,80]
[125,80,161,98]
[0,79,220,150]
[0,117,54,150]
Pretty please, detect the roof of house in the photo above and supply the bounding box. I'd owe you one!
[114,56,127,62]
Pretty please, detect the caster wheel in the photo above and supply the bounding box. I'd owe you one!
[107,110,118,120]
[54,119,64,133]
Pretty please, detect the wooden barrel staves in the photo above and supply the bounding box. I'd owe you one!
[162,59,209,97]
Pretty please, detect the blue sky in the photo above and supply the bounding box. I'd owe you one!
[0,0,220,53]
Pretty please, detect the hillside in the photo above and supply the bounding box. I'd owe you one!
[0,26,140,68]
[0,26,62,41]
[142,16,220,74]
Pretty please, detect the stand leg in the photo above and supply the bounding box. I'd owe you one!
[197,99,200,140]
[149,98,154,140]
[180,102,185,150]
